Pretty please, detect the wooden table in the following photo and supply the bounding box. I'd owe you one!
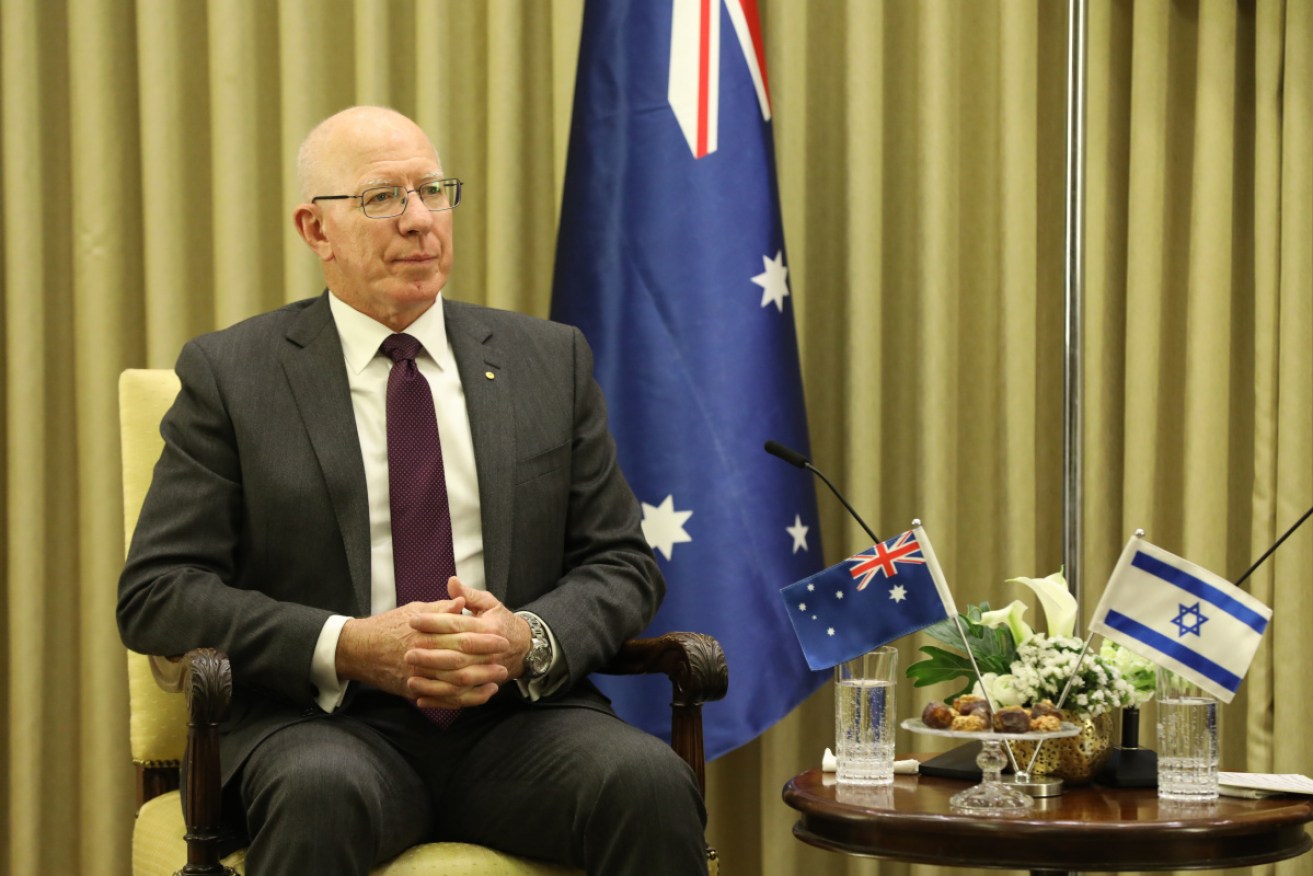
[783,765,1313,874]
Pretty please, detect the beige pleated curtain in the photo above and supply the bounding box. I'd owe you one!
[2,2,1309,874]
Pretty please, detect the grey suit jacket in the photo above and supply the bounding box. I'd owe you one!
[118,292,662,783]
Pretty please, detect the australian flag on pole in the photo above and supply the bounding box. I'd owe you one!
[782,524,959,670]
[551,0,826,759]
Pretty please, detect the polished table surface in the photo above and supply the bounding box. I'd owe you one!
[783,764,1313,873]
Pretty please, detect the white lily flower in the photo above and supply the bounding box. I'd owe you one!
[978,600,1035,645]
[971,672,1028,708]
[969,672,996,702]
[1007,570,1077,638]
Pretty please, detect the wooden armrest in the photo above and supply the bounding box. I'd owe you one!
[149,651,231,713]
[603,632,728,706]
[600,632,728,796]
[151,649,235,875]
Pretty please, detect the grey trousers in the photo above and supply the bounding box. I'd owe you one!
[231,690,708,876]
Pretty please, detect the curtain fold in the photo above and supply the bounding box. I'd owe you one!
[2,2,1308,874]
[206,0,284,332]
[1270,0,1312,798]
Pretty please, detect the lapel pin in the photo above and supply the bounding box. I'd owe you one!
[485,371,496,380]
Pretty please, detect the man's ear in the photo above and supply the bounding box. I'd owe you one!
[293,203,333,261]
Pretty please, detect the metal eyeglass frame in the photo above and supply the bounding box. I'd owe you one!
[311,178,463,219]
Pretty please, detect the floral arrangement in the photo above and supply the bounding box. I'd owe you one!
[907,570,1156,719]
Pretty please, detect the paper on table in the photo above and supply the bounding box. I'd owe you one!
[821,748,919,774]
[1217,772,1313,796]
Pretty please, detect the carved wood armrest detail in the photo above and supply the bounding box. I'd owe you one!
[149,649,234,875]
[603,632,729,706]
[150,649,232,724]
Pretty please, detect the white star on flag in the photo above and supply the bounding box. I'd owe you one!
[751,250,790,312]
[640,494,693,561]
[889,585,907,603]
[786,514,810,554]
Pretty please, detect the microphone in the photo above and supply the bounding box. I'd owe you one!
[764,440,881,546]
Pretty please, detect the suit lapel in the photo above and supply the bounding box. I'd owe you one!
[281,293,372,615]
[445,298,514,601]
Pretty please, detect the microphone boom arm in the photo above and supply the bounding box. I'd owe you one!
[764,440,881,546]
[804,462,881,547]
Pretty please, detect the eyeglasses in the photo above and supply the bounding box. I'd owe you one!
[312,178,463,219]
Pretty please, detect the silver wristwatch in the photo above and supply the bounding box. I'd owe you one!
[520,613,553,680]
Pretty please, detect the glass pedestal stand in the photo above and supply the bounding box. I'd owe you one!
[955,738,1034,810]
[902,719,1081,813]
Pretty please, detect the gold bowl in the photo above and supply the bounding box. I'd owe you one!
[1007,709,1113,784]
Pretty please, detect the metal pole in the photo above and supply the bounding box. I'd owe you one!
[1063,0,1088,621]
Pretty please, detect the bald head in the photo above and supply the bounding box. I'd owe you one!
[296,106,441,201]
[291,105,455,332]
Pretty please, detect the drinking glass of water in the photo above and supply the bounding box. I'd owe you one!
[834,646,899,786]
[1155,666,1219,801]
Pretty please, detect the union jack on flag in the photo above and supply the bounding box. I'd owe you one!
[667,0,771,158]
[848,531,926,590]
[781,523,959,670]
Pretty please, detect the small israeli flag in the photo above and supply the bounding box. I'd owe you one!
[1090,534,1272,703]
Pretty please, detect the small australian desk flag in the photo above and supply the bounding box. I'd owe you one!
[783,523,959,670]
[551,0,827,758]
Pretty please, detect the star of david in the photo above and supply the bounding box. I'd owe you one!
[1172,602,1208,637]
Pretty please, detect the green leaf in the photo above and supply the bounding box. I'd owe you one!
[906,647,979,703]
[904,602,1020,693]
[906,646,975,686]
[920,617,967,650]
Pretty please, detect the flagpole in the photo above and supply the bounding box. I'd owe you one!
[913,519,1022,772]
[1062,0,1089,623]
[1019,632,1097,778]
[945,611,1023,774]
[1023,528,1144,774]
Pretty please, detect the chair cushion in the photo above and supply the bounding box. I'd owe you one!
[134,791,581,875]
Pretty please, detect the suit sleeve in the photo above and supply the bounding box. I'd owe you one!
[516,326,665,687]
[117,340,333,705]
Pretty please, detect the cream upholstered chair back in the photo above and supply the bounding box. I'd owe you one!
[120,370,188,781]
[120,368,723,875]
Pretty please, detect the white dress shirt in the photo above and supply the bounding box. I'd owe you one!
[310,291,558,710]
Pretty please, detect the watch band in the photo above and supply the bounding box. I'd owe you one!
[520,612,553,680]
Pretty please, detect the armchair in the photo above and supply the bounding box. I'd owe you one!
[120,368,728,876]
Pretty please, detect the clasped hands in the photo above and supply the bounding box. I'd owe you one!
[336,578,532,710]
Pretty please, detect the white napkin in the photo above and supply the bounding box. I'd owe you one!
[822,748,918,774]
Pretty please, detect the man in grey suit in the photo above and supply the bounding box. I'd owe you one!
[118,105,707,875]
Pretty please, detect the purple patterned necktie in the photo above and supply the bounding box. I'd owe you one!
[381,332,459,728]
